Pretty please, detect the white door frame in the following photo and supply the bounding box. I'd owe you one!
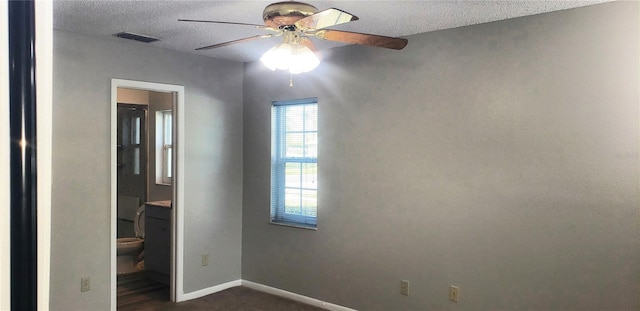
[1,4,11,310]
[110,79,185,309]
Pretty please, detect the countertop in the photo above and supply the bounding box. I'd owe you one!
[145,200,172,209]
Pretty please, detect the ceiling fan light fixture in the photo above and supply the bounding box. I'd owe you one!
[260,43,293,71]
[289,45,320,74]
[260,41,319,74]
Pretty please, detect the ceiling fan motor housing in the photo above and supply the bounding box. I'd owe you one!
[263,1,318,28]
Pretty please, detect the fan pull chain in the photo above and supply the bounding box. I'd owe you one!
[289,72,293,87]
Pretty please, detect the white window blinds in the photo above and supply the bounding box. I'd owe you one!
[271,98,318,228]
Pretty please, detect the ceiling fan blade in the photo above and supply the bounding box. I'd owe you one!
[195,34,274,51]
[314,30,408,50]
[295,8,358,31]
[179,19,266,29]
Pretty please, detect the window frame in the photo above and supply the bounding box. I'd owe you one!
[270,98,318,229]
[156,110,172,185]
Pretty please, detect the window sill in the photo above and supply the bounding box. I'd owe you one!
[269,221,317,231]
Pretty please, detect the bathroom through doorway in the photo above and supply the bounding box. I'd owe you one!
[110,79,186,309]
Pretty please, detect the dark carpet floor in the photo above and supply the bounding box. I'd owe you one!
[117,273,326,311]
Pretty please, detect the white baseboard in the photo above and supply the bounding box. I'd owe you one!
[241,280,357,311]
[178,279,356,310]
[180,279,241,302]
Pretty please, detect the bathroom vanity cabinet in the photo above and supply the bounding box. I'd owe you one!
[145,201,171,285]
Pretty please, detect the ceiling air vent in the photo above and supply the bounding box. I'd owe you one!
[113,32,159,43]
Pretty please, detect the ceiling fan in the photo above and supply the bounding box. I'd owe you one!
[179,1,408,74]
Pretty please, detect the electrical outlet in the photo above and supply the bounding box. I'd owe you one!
[400,280,409,296]
[81,277,90,292]
[449,285,459,302]
[202,254,209,266]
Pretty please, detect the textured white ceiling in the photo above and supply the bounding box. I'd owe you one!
[53,0,609,63]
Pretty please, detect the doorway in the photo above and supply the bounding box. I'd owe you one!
[110,79,185,309]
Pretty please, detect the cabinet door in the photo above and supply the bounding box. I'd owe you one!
[145,217,170,275]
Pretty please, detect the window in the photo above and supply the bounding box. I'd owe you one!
[131,116,141,175]
[156,110,172,184]
[271,98,318,229]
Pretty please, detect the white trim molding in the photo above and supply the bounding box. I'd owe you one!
[0,2,10,309]
[181,280,242,301]
[179,280,356,311]
[241,280,357,311]
[36,1,53,310]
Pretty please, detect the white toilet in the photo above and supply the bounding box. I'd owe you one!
[116,204,145,274]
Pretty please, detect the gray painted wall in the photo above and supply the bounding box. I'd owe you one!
[52,30,243,310]
[242,2,639,310]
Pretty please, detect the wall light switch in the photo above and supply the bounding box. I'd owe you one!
[202,254,209,266]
